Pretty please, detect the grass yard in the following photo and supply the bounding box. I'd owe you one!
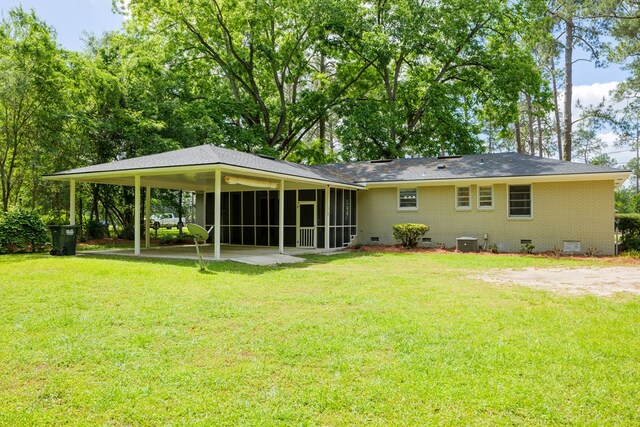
[0,252,639,425]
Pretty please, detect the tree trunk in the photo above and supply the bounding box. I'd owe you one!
[563,17,574,161]
[515,109,523,154]
[526,94,535,155]
[536,114,544,157]
[551,59,563,160]
[319,54,326,148]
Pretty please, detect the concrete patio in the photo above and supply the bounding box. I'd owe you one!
[79,244,330,265]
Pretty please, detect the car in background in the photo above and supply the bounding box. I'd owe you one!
[150,213,184,230]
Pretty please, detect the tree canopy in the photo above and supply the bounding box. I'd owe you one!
[1,0,640,222]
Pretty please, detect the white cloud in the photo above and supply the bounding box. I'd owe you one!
[572,81,619,107]
[557,81,628,117]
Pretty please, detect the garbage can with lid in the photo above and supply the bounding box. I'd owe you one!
[49,225,80,256]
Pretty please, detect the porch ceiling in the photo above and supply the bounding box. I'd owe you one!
[73,170,216,191]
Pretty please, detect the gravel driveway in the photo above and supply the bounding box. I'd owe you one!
[477,266,640,297]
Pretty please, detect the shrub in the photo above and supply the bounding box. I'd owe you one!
[86,218,106,240]
[616,214,640,252]
[622,235,640,252]
[159,233,193,245]
[0,209,49,254]
[521,243,535,254]
[616,214,640,236]
[392,223,429,248]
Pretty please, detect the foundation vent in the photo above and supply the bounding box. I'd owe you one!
[370,236,380,242]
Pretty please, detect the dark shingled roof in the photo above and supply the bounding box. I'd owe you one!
[49,144,357,186]
[311,152,628,183]
[48,145,627,185]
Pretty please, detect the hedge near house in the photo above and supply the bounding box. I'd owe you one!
[0,209,49,254]
[616,214,640,251]
[392,223,429,248]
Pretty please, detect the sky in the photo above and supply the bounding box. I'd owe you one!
[0,0,634,165]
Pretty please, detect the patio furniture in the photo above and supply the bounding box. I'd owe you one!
[187,223,210,271]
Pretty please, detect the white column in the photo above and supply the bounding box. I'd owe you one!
[325,186,330,250]
[134,175,141,256]
[69,180,76,226]
[214,169,221,260]
[145,186,151,249]
[279,179,284,254]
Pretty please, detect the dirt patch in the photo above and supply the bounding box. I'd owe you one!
[477,267,640,297]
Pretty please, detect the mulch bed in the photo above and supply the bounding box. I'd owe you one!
[347,244,640,264]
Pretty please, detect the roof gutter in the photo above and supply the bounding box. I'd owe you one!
[360,171,631,189]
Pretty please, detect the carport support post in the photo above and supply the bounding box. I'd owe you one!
[325,186,330,250]
[69,179,76,226]
[134,175,141,256]
[214,169,221,260]
[145,186,151,249]
[279,179,284,254]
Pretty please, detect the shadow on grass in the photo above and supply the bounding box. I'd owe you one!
[77,250,384,275]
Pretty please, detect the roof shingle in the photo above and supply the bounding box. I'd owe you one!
[49,145,628,185]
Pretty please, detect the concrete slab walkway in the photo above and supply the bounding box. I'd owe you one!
[79,244,321,265]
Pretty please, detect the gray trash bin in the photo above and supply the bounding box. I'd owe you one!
[49,225,79,256]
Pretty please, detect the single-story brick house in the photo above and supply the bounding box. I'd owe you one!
[45,144,630,257]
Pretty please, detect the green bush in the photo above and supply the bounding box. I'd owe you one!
[392,223,429,248]
[0,209,49,254]
[159,233,193,245]
[86,218,106,240]
[622,235,640,251]
[616,214,640,251]
[616,214,640,236]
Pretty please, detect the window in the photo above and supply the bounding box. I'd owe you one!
[509,185,531,217]
[398,188,418,210]
[478,185,493,209]
[456,186,470,209]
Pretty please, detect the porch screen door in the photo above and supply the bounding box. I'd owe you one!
[297,202,316,248]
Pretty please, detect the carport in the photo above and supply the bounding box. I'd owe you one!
[44,144,361,260]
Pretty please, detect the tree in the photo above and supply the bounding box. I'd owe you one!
[0,8,69,211]
[121,0,372,159]
[573,121,607,163]
[613,96,640,193]
[625,157,640,194]
[335,0,548,159]
[547,0,613,161]
[590,153,618,167]
[609,1,640,94]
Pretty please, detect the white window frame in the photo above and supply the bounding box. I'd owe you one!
[508,184,532,219]
[477,185,494,210]
[398,188,418,211]
[455,186,471,210]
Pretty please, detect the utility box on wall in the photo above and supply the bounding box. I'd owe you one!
[456,237,479,252]
[563,240,581,254]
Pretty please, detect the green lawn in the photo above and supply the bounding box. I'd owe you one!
[1,252,639,425]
